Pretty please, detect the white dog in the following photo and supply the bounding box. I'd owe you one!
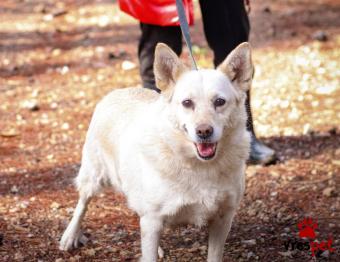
[60,42,253,262]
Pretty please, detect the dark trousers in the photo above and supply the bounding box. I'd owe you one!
[138,0,254,134]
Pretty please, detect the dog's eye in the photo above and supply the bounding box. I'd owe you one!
[182,99,194,109]
[214,98,226,108]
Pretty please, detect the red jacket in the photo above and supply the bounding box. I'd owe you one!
[118,0,194,26]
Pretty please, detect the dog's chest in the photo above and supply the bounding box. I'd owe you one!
[163,175,233,226]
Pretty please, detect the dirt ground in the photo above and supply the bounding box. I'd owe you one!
[0,0,339,261]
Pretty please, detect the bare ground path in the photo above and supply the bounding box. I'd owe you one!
[0,0,339,261]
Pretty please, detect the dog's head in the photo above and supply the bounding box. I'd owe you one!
[154,43,253,162]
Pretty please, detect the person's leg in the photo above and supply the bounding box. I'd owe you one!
[199,0,276,165]
[138,23,182,92]
[199,0,250,67]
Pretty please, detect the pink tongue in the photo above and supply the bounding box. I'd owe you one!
[197,143,216,157]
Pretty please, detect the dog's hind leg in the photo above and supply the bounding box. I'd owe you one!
[59,164,103,251]
[59,193,91,251]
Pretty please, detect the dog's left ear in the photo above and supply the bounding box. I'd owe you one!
[217,42,253,92]
[154,43,187,94]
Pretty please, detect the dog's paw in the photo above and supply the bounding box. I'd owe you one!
[158,246,164,258]
[59,230,88,251]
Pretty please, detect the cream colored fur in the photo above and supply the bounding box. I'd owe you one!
[60,42,253,262]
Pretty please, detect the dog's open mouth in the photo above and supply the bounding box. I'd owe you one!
[195,142,217,160]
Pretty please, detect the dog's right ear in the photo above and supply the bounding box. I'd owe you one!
[154,43,187,96]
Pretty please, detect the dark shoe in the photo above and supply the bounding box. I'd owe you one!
[248,135,277,165]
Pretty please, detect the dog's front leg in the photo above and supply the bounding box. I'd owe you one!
[207,208,236,262]
[140,214,163,262]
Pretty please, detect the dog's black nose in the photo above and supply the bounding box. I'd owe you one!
[196,124,213,139]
